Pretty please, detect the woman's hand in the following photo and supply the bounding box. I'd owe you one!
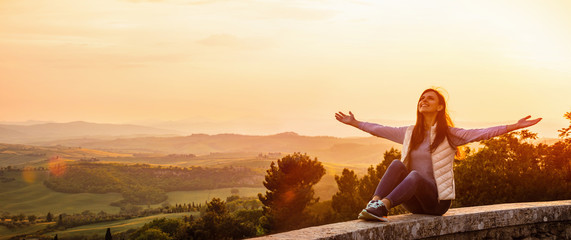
[515,115,542,129]
[507,115,542,132]
[335,111,360,127]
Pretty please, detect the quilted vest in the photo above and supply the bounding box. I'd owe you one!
[400,125,456,200]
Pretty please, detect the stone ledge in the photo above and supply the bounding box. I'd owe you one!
[252,200,571,240]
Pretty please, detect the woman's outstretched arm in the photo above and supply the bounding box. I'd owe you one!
[506,115,542,132]
[451,115,542,146]
[335,111,408,144]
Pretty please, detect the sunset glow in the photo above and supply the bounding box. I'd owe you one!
[22,167,37,183]
[1,0,570,138]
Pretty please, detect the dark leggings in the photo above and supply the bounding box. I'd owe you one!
[373,160,451,215]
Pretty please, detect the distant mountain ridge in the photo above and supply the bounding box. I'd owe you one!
[0,121,181,144]
[32,131,400,168]
[1,121,560,168]
[0,121,401,167]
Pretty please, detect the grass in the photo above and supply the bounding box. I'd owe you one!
[0,183,264,239]
[148,187,266,208]
[0,222,52,240]
[0,213,195,240]
[0,143,132,168]
[167,187,266,203]
[49,212,193,239]
[102,155,274,170]
[0,171,123,216]
[1,170,266,216]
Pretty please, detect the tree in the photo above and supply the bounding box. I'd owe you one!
[105,228,112,240]
[558,111,571,138]
[46,212,53,222]
[0,212,9,221]
[231,188,240,195]
[454,130,571,207]
[203,198,227,219]
[258,153,326,233]
[14,213,26,222]
[134,228,172,240]
[331,169,362,220]
[541,111,570,198]
[455,130,536,206]
[303,200,338,226]
[226,195,240,203]
[186,198,257,240]
[130,217,185,240]
[552,111,571,174]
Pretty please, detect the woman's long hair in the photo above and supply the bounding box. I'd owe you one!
[407,89,461,162]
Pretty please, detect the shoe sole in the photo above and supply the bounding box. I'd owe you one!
[358,209,388,222]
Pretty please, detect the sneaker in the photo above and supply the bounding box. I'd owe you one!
[357,200,388,222]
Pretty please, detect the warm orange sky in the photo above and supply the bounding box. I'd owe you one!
[1,0,570,137]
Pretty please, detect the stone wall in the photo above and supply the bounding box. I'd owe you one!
[252,200,571,240]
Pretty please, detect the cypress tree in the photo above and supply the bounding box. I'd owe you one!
[105,228,112,240]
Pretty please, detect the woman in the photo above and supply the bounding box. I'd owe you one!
[334,88,541,221]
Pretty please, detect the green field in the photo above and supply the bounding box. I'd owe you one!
[0,170,266,216]
[49,212,193,239]
[0,143,133,168]
[0,222,52,240]
[0,170,265,240]
[0,213,193,240]
[162,187,265,206]
[0,171,123,216]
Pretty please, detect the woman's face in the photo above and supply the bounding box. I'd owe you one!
[418,91,444,114]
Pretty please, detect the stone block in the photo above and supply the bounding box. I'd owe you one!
[251,200,571,240]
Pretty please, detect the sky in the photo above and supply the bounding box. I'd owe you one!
[1,0,570,138]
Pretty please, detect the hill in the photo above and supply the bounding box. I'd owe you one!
[0,121,180,144]
[36,132,400,168]
[2,129,560,170]
[0,143,132,168]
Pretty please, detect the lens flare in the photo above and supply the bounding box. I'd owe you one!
[22,167,37,183]
[48,156,67,177]
[282,190,295,204]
